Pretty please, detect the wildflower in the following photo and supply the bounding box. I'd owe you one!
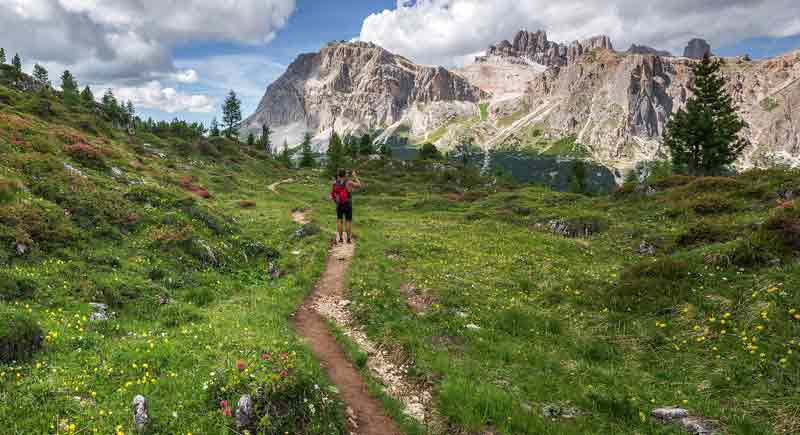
[261,352,271,361]
[236,360,247,371]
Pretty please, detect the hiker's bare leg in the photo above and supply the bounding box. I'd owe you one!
[337,219,344,241]
[345,220,352,241]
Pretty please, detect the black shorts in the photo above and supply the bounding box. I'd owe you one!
[336,202,353,221]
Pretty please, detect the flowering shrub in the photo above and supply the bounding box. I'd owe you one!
[180,176,211,199]
[205,349,344,434]
[64,142,107,169]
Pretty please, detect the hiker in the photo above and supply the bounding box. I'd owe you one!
[331,169,362,244]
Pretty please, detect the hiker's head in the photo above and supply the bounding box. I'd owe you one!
[337,169,347,179]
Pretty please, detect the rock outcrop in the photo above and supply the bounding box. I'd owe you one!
[628,44,672,57]
[242,41,487,149]
[484,30,613,67]
[684,38,712,59]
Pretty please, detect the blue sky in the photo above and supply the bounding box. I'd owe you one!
[137,0,396,125]
[4,0,799,127]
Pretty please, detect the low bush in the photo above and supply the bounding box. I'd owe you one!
[0,271,37,300]
[239,199,257,208]
[0,179,22,203]
[206,350,343,434]
[0,304,43,363]
[676,221,737,247]
[610,257,695,311]
[64,142,107,169]
[159,303,203,328]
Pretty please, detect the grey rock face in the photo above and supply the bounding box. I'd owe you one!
[243,40,486,148]
[89,302,110,322]
[638,240,657,255]
[132,395,150,432]
[628,44,672,57]
[486,30,613,67]
[235,394,254,429]
[684,38,712,59]
[652,407,689,422]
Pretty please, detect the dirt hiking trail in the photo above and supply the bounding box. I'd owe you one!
[293,211,403,435]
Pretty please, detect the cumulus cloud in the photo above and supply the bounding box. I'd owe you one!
[169,69,200,84]
[359,0,800,66]
[102,81,214,114]
[0,0,296,83]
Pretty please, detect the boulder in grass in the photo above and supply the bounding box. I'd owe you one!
[132,395,150,432]
[236,394,254,429]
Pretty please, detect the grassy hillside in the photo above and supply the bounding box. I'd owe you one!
[0,75,347,434]
[344,163,800,435]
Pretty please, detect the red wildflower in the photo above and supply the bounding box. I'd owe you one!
[280,369,289,378]
[261,352,271,361]
[236,360,247,372]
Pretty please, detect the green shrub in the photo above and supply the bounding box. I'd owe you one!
[185,286,215,307]
[0,304,43,362]
[159,303,203,328]
[611,257,695,311]
[764,206,800,252]
[676,222,737,247]
[64,142,107,169]
[0,179,22,203]
[0,272,37,300]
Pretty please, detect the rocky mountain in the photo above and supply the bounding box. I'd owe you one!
[244,30,800,175]
[627,44,672,57]
[242,41,486,148]
[684,38,712,59]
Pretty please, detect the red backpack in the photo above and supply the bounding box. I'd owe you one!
[331,180,349,203]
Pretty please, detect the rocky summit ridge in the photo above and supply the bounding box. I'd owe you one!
[243,30,800,174]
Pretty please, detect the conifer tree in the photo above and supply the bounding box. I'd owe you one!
[209,118,220,137]
[0,48,6,64]
[261,124,273,154]
[358,133,374,155]
[11,53,21,75]
[326,131,344,176]
[80,86,94,107]
[33,64,49,87]
[222,90,242,138]
[102,89,118,120]
[663,53,747,176]
[246,132,255,147]
[344,135,358,158]
[299,133,315,168]
[60,70,79,106]
[280,139,291,165]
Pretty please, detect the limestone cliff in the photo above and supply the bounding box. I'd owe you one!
[242,41,487,149]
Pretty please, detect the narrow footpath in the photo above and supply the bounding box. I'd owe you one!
[292,211,403,435]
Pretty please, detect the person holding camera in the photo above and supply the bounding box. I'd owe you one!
[330,169,362,244]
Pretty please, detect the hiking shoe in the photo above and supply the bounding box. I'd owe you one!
[346,236,352,244]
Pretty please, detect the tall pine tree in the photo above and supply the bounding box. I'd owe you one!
[11,53,21,75]
[61,70,79,106]
[299,133,315,168]
[209,118,220,137]
[80,86,94,108]
[32,64,49,87]
[222,90,242,139]
[0,48,6,64]
[260,124,272,154]
[663,54,747,176]
[280,139,291,165]
[326,131,345,176]
[358,133,374,155]
[246,132,255,147]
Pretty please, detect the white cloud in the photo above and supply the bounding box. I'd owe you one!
[102,81,214,113]
[359,0,800,66]
[0,0,296,83]
[169,69,200,84]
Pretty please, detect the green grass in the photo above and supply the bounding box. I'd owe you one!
[0,79,348,434]
[479,103,489,121]
[342,166,800,435]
